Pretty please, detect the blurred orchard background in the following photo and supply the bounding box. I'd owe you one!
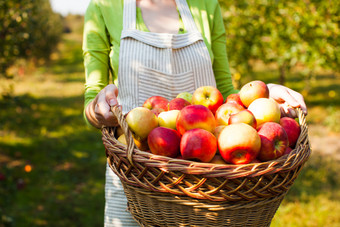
[0,0,339,226]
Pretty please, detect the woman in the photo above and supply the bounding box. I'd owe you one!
[83,0,307,226]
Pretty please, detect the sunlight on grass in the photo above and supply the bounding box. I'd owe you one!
[9,73,85,98]
[273,195,340,227]
[71,150,90,159]
[272,152,340,226]
[0,132,33,146]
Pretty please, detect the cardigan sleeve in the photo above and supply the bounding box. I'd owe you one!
[82,0,111,126]
[210,2,239,99]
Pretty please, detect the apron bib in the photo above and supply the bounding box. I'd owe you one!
[105,0,217,226]
[117,0,216,113]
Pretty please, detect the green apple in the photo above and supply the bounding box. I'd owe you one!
[158,110,180,130]
[176,92,193,103]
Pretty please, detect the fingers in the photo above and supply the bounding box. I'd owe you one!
[94,85,119,127]
[280,103,297,118]
[105,84,119,107]
[281,89,300,108]
[289,90,308,115]
[270,84,308,116]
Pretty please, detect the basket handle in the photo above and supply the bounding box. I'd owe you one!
[295,107,309,147]
[110,105,136,166]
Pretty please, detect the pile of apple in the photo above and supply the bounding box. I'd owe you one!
[117,80,301,165]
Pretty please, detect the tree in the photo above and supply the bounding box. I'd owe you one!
[0,0,63,78]
[219,0,340,85]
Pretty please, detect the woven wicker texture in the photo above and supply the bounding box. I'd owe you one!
[102,106,311,226]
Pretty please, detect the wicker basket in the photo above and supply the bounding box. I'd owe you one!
[102,106,311,227]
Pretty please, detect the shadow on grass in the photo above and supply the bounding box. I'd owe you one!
[0,94,106,227]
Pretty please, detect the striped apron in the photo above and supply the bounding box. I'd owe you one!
[104,0,217,226]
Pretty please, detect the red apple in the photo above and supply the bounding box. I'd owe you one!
[192,86,224,114]
[257,122,289,161]
[176,105,216,135]
[218,123,261,165]
[284,147,293,155]
[250,159,261,163]
[143,96,169,111]
[126,107,159,139]
[228,109,257,129]
[215,103,245,126]
[279,117,301,148]
[248,98,281,127]
[148,127,181,158]
[168,98,191,110]
[180,128,217,163]
[239,80,269,107]
[225,93,245,107]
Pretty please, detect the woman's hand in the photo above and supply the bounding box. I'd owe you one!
[267,83,307,118]
[85,84,119,128]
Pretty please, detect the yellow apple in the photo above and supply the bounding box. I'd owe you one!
[158,110,180,130]
[126,107,158,139]
[247,98,281,127]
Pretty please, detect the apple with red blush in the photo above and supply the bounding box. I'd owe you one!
[168,98,191,110]
[284,147,293,155]
[228,109,257,129]
[148,127,181,158]
[192,86,224,114]
[225,93,245,107]
[180,128,217,162]
[257,122,289,161]
[215,103,245,126]
[176,105,216,135]
[218,123,261,165]
[239,80,269,107]
[143,96,169,111]
[279,117,301,148]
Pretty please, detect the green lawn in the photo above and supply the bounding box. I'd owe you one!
[1,16,340,227]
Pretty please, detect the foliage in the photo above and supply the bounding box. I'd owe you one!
[0,0,63,78]
[219,0,340,85]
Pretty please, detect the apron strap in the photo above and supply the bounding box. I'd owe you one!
[123,0,136,30]
[123,0,199,33]
[175,0,199,33]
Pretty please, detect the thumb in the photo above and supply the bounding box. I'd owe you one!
[105,84,119,107]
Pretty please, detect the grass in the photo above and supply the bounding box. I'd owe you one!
[272,154,340,227]
[1,15,340,227]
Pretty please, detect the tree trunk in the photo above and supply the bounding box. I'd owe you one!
[279,63,286,85]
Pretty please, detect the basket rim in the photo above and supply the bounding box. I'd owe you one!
[102,106,311,179]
